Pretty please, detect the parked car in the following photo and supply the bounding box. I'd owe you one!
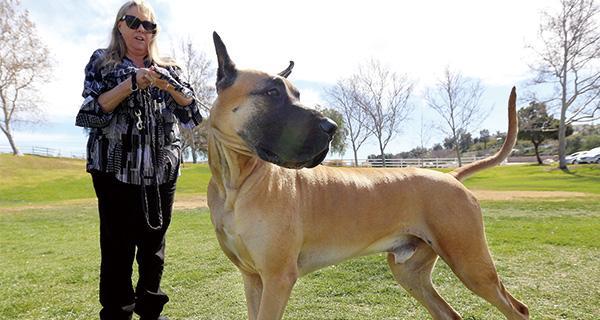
[576,147,600,164]
[566,151,586,164]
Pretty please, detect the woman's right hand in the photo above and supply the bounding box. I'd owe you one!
[136,68,154,90]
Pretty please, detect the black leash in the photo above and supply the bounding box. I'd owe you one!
[135,84,163,232]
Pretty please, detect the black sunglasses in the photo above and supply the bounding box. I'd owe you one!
[120,15,157,34]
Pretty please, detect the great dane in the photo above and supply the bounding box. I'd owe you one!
[206,32,529,320]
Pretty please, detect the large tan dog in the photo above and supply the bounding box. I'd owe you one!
[207,32,529,320]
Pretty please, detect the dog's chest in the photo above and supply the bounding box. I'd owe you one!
[211,207,256,272]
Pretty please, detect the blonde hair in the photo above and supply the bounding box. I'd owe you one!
[101,0,177,68]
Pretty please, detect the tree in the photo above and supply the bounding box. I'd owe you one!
[315,105,347,157]
[174,38,215,163]
[479,129,490,149]
[0,0,51,155]
[352,59,414,167]
[529,0,600,169]
[518,101,572,164]
[325,78,371,166]
[425,67,490,166]
[458,130,473,152]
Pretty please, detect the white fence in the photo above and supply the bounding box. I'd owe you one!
[0,145,86,159]
[1,145,490,168]
[323,156,486,168]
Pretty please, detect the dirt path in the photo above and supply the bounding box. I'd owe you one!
[2,190,593,213]
[0,195,209,213]
[472,190,590,200]
[173,194,208,210]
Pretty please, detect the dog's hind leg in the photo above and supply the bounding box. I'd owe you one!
[242,272,263,320]
[387,238,462,320]
[431,219,529,320]
[440,248,529,320]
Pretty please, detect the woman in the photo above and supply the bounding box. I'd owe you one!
[75,1,202,319]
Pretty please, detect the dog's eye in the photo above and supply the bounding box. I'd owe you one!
[265,88,280,97]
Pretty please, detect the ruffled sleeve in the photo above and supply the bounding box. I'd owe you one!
[164,66,203,129]
[75,49,114,128]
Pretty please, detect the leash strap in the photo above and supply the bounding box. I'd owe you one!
[138,88,163,232]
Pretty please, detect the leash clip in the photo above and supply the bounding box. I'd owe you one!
[134,109,144,131]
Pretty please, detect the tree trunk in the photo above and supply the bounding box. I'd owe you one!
[191,148,197,164]
[558,35,568,170]
[379,141,386,168]
[533,141,543,165]
[351,141,359,167]
[2,126,22,156]
[455,145,462,167]
[453,131,462,167]
[190,127,197,164]
[558,102,568,170]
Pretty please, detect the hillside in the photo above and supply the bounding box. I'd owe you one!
[1,154,599,207]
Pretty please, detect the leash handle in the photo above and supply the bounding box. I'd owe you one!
[139,88,163,232]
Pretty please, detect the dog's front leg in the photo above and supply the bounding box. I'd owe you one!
[242,272,263,320]
[256,270,298,320]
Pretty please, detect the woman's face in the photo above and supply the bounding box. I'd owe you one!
[118,6,155,58]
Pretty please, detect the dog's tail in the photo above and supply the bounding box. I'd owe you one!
[449,87,518,182]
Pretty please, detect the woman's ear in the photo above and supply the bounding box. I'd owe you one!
[117,21,125,35]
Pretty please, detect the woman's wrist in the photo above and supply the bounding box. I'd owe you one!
[170,88,194,106]
[130,73,138,92]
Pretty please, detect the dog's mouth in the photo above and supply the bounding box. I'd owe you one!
[256,145,281,164]
[256,145,329,169]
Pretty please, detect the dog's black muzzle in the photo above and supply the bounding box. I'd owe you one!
[245,106,337,169]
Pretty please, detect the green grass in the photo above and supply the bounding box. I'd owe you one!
[1,155,600,319]
[0,155,212,207]
[0,155,93,205]
[2,202,598,319]
[462,163,600,193]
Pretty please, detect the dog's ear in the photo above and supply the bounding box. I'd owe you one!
[213,31,237,92]
[278,61,294,78]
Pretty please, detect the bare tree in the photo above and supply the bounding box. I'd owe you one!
[529,0,600,169]
[0,0,51,155]
[352,60,414,167]
[174,38,215,163]
[425,67,489,167]
[417,104,435,159]
[325,78,371,166]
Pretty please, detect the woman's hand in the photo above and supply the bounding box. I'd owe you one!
[147,66,175,92]
[135,68,154,90]
[148,71,172,92]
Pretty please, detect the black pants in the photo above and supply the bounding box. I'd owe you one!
[92,172,176,320]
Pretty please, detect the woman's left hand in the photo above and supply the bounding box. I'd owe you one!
[148,66,194,106]
[147,69,173,92]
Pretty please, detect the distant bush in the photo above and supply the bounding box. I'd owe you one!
[567,133,600,153]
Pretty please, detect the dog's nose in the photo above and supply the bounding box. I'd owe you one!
[319,118,338,136]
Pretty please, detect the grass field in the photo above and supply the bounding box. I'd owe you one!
[1,154,599,319]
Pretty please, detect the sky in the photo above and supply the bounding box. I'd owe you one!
[3,0,557,159]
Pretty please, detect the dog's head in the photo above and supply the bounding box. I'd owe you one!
[210,32,337,169]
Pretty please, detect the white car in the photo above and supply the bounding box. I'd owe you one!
[566,151,586,164]
[576,147,600,164]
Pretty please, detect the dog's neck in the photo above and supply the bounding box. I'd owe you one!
[208,126,261,210]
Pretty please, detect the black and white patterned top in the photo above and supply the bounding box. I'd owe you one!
[75,49,203,185]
